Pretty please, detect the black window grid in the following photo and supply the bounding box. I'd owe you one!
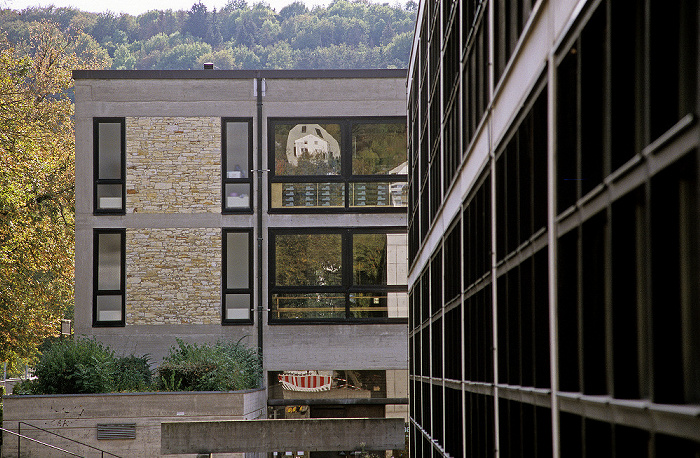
[267,117,407,213]
[93,117,126,215]
[221,118,253,214]
[221,228,254,324]
[268,227,408,323]
[92,229,126,327]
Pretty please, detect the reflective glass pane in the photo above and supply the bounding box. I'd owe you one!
[97,233,121,291]
[349,292,389,318]
[225,293,250,320]
[225,122,249,177]
[351,122,407,175]
[389,181,408,207]
[353,233,388,285]
[226,232,249,289]
[350,182,394,207]
[268,370,390,400]
[96,295,122,322]
[274,123,341,176]
[271,182,345,208]
[275,234,342,286]
[98,123,122,180]
[96,184,123,210]
[271,293,345,319]
[224,183,251,208]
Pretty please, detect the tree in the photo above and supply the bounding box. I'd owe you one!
[278,1,308,21]
[0,22,109,373]
[183,2,209,40]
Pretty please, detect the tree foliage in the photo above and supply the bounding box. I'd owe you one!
[0,0,417,70]
[0,23,109,372]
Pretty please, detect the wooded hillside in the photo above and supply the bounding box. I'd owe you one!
[0,0,417,69]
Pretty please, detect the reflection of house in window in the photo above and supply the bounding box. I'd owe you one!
[286,124,340,166]
[294,134,328,158]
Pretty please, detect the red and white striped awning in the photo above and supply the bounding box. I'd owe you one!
[279,372,332,392]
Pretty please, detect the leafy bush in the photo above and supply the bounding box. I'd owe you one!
[113,354,153,392]
[157,339,261,392]
[32,338,116,394]
[15,338,153,395]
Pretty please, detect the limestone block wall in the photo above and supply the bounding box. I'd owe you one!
[126,116,220,214]
[126,228,221,325]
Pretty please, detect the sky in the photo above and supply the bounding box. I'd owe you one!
[2,0,332,15]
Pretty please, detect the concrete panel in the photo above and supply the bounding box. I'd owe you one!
[263,78,405,104]
[263,324,408,371]
[76,79,255,103]
[1,390,265,458]
[161,418,405,454]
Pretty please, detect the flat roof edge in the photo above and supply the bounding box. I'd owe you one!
[72,69,408,80]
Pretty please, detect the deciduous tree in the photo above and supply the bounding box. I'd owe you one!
[0,22,109,372]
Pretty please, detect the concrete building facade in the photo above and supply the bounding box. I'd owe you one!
[407,0,700,457]
[73,69,409,455]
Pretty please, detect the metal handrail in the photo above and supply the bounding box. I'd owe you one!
[18,421,122,458]
[0,426,83,457]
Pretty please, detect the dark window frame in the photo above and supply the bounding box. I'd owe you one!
[93,228,126,327]
[269,226,408,324]
[268,117,408,213]
[222,118,254,214]
[222,228,254,324]
[93,118,126,214]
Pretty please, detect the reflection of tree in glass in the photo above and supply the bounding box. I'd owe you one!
[352,123,406,175]
[353,234,387,285]
[275,234,342,286]
[275,293,345,319]
[274,123,342,176]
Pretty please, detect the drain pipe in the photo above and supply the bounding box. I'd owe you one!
[255,73,265,360]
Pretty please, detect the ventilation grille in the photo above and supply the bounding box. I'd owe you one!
[97,423,136,440]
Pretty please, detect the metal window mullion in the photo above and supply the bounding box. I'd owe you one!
[547,49,561,458]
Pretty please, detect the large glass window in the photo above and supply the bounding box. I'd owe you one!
[270,229,408,321]
[93,229,125,326]
[222,119,253,212]
[223,229,253,323]
[269,118,407,210]
[94,118,125,213]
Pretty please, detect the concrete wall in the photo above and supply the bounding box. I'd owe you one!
[1,389,265,457]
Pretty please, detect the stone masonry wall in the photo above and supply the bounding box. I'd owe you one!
[126,228,221,325]
[126,117,220,213]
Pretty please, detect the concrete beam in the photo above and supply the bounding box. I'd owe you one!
[161,418,405,454]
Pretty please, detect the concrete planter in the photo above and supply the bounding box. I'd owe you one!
[1,389,266,457]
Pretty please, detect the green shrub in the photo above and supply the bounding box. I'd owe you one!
[10,379,39,395]
[32,338,116,394]
[157,339,261,392]
[19,338,154,395]
[113,354,153,392]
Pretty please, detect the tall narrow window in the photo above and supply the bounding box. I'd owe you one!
[94,118,125,213]
[93,229,125,326]
[223,229,253,323]
[222,119,253,212]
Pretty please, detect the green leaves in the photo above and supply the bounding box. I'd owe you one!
[1,2,417,70]
[0,23,109,373]
[14,338,153,394]
[157,338,262,392]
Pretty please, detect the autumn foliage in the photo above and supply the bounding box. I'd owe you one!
[0,23,109,372]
